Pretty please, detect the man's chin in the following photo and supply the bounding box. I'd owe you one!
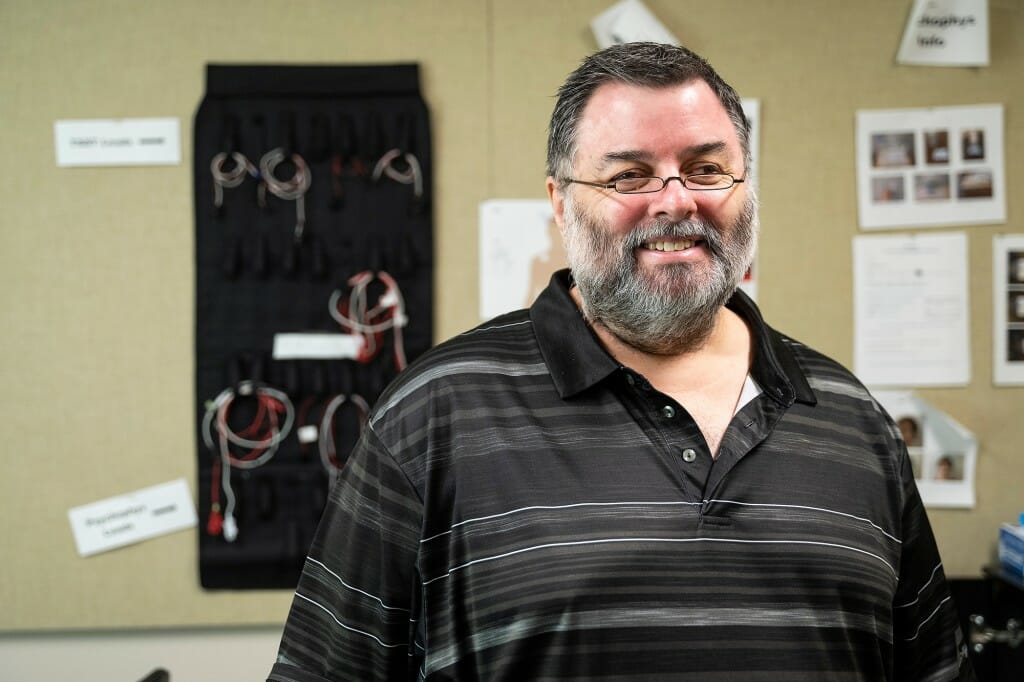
[635,265,714,299]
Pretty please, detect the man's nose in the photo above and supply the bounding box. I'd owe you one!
[647,176,698,222]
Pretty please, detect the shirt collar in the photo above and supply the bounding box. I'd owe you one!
[530,269,816,407]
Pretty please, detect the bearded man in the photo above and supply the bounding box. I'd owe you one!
[270,42,973,682]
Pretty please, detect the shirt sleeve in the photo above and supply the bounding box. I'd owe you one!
[268,423,424,682]
[891,444,976,681]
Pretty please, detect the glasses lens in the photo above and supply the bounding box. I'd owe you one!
[685,174,733,190]
[615,177,661,193]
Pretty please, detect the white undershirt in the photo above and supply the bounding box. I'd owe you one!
[734,374,762,415]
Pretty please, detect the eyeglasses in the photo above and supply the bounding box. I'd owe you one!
[565,173,744,194]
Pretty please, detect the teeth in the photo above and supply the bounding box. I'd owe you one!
[645,240,696,252]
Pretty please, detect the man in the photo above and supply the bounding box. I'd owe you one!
[269,42,973,681]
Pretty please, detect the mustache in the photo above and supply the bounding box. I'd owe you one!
[621,217,725,255]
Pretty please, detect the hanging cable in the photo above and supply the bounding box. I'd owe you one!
[327,270,408,371]
[318,392,370,484]
[210,151,259,210]
[372,149,423,199]
[201,381,294,542]
[259,148,312,243]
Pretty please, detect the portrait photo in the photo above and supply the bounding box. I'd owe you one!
[924,130,949,164]
[914,173,950,201]
[871,176,905,203]
[932,454,964,482]
[961,128,985,160]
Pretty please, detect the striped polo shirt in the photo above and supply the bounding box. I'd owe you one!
[270,270,973,681]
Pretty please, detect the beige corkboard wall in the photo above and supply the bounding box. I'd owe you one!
[0,0,1020,632]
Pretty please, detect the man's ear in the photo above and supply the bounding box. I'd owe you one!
[546,176,565,229]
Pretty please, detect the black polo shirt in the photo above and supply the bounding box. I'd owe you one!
[270,270,973,682]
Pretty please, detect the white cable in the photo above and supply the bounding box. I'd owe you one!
[372,149,423,198]
[318,393,370,483]
[327,271,408,369]
[200,381,295,542]
[259,147,312,242]
[202,382,294,459]
[210,152,258,208]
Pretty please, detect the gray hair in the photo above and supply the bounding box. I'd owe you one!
[546,42,750,182]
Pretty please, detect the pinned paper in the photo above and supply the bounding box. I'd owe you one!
[55,118,181,167]
[479,199,561,320]
[591,0,679,49]
[897,0,989,67]
[874,391,976,508]
[853,232,971,388]
[68,478,198,557]
[993,234,1024,385]
[855,104,1005,230]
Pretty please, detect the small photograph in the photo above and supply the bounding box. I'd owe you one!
[956,170,993,199]
[909,451,923,480]
[897,415,923,447]
[871,176,905,203]
[924,130,950,164]
[1009,292,1024,323]
[932,454,964,482]
[914,173,950,201]
[961,129,985,160]
[1009,251,1024,284]
[1009,330,1024,362]
[871,132,916,168]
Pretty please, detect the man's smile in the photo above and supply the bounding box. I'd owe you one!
[641,238,702,252]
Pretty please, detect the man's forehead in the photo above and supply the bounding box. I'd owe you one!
[579,78,727,119]
[573,80,741,162]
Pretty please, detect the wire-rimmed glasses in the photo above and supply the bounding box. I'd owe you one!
[565,173,744,194]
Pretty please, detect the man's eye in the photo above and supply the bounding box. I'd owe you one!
[611,171,647,181]
[690,165,723,175]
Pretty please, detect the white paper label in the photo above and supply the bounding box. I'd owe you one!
[897,0,988,66]
[54,118,181,167]
[297,424,320,444]
[68,478,198,557]
[272,332,364,360]
[591,0,679,49]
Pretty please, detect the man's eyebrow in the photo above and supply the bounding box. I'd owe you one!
[595,149,653,170]
[688,140,729,157]
[595,141,731,170]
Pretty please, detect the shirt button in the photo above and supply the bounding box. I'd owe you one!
[681,448,697,463]
[661,405,676,419]
[625,374,635,386]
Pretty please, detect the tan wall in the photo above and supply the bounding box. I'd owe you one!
[1,0,1021,632]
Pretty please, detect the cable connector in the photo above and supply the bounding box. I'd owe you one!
[206,507,223,536]
[223,513,239,542]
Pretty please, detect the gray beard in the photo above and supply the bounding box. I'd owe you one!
[563,192,758,355]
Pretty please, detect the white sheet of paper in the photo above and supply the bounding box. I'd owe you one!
[271,332,364,360]
[591,0,679,49]
[993,234,1024,385]
[478,200,562,320]
[874,391,976,508]
[855,104,1005,230]
[55,118,181,167]
[854,232,970,387]
[897,0,988,67]
[68,478,198,557]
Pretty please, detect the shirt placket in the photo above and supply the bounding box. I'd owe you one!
[618,369,713,504]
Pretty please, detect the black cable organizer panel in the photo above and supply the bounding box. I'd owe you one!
[193,64,433,589]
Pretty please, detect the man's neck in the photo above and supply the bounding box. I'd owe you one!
[570,287,751,386]
[571,287,753,455]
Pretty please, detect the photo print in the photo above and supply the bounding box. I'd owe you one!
[993,236,1024,385]
[856,104,1005,229]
